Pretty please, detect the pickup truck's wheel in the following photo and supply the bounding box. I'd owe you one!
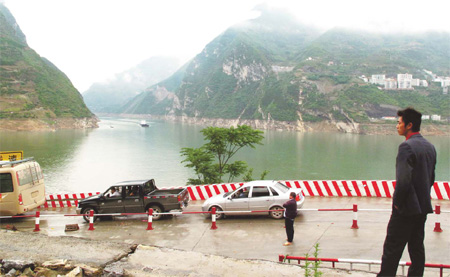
[209,206,224,220]
[269,206,284,219]
[81,207,98,223]
[148,205,163,221]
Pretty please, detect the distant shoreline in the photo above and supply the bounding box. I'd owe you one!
[0,117,98,131]
[112,113,450,136]
[1,115,448,136]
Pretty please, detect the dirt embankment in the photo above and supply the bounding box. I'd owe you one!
[0,117,99,131]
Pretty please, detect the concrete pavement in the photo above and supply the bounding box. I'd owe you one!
[1,197,449,275]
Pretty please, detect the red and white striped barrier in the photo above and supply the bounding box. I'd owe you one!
[39,180,449,209]
[187,180,450,200]
[186,182,244,201]
[41,192,101,208]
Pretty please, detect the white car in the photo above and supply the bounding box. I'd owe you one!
[201,180,304,219]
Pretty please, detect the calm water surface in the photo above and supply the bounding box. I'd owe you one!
[1,117,448,194]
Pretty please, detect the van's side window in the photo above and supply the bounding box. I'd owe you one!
[0,173,13,193]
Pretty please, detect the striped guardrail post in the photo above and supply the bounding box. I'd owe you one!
[88,210,95,231]
[211,207,217,230]
[33,211,40,232]
[351,204,359,229]
[434,204,443,232]
[146,208,154,230]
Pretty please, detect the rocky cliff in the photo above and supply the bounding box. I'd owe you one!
[0,4,97,130]
[119,6,449,133]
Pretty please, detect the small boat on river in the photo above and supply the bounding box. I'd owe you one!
[140,120,149,127]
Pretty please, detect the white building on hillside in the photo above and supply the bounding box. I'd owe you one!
[385,78,397,89]
[419,80,428,87]
[370,75,386,85]
[398,73,413,89]
[431,115,441,121]
[359,75,369,82]
[441,78,450,87]
[411,78,420,86]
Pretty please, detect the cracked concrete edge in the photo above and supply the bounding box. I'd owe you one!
[1,230,374,276]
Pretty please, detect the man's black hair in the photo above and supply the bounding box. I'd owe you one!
[397,107,422,132]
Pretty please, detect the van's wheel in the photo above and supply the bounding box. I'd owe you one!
[269,206,284,219]
[82,207,98,223]
[147,205,163,221]
[209,206,224,220]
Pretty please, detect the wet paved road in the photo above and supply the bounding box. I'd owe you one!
[1,197,449,275]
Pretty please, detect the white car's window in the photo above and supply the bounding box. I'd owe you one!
[270,187,279,196]
[251,186,270,197]
[274,182,289,193]
[232,188,249,198]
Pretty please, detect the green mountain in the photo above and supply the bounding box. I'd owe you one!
[120,7,449,129]
[82,56,181,113]
[0,4,96,126]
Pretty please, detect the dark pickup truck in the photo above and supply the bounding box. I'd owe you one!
[76,179,189,222]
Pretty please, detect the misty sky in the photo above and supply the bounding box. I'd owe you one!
[3,0,450,92]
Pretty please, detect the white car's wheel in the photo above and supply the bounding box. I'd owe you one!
[269,206,284,219]
[209,206,224,220]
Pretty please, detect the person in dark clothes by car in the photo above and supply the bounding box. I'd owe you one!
[283,191,298,246]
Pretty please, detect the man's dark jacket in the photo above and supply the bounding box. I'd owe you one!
[283,198,297,219]
[393,133,437,216]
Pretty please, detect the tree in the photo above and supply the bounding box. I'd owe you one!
[181,125,266,185]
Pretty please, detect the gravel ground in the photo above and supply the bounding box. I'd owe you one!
[0,230,131,266]
[0,230,375,276]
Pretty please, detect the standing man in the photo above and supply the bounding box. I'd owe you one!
[283,191,298,246]
[378,107,437,277]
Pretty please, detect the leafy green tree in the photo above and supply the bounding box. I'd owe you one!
[180,148,219,185]
[181,125,266,185]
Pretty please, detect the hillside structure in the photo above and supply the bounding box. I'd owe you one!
[368,73,430,90]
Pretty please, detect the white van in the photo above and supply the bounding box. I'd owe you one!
[0,158,46,216]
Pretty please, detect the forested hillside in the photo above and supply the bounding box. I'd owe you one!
[0,4,96,129]
[119,7,449,131]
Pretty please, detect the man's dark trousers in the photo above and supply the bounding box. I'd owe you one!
[285,217,294,242]
[378,212,427,277]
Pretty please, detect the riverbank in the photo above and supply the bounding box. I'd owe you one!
[0,117,98,131]
[1,114,448,136]
[116,113,450,136]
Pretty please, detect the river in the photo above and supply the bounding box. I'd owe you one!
[0,117,448,194]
